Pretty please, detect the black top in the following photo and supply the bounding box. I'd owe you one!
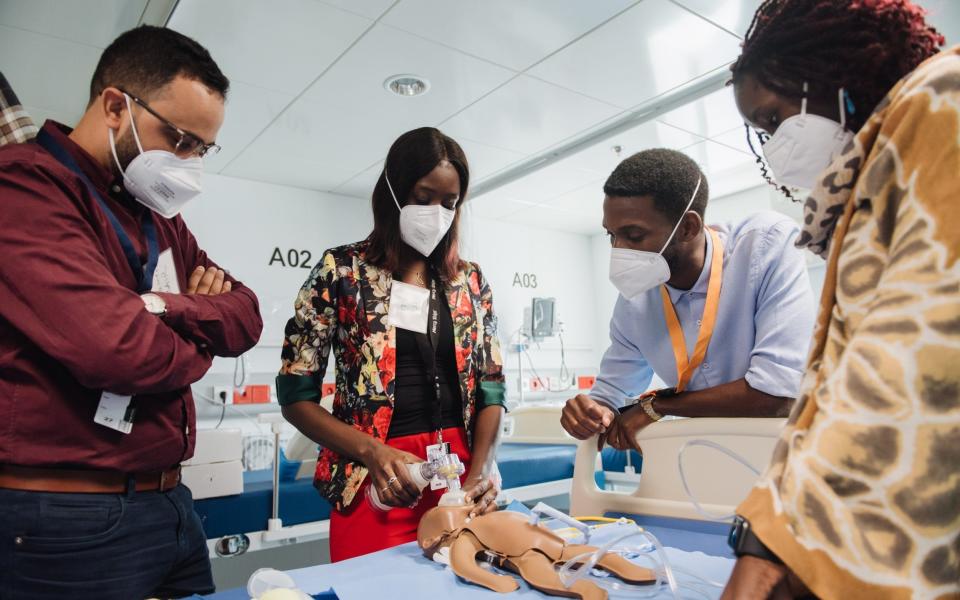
[387,286,464,439]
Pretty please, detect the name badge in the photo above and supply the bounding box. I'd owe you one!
[94,392,135,434]
[387,281,430,334]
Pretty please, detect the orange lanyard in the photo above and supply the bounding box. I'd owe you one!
[659,228,724,393]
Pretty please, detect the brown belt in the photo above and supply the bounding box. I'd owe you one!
[0,464,181,494]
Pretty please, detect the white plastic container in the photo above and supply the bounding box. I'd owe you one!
[246,568,311,600]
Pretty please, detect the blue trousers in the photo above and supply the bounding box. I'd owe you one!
[0,483,214,599]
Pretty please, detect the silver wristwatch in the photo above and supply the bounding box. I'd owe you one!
[141,293,167,316]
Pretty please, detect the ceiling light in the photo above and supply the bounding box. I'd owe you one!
[384,75,430,97]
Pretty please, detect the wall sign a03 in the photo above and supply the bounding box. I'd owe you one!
[513,272,538,289]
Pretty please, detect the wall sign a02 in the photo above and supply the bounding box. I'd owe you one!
[269,247,314,269]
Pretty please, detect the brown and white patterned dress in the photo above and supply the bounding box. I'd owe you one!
[739,46,960,599]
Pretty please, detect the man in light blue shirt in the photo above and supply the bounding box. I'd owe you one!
[561,149,815,450]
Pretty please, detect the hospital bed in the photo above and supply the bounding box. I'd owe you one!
[495,403,576,503]
[193,414,332,558]
[500,404,576,445]
[572,417,784,521]
[196,417,784,599]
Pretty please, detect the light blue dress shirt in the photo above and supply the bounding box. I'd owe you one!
[591,211,816,409]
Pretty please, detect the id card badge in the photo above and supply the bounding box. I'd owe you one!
[426,442,452,490]
[387,281,430,333]
[151,248,181,294]
[94,392,135,434]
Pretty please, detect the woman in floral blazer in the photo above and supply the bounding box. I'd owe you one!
[277,128,507,561]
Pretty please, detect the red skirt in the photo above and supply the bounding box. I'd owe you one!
[328,426,471,562]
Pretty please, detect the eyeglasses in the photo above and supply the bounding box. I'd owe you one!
[754,128,770,146]
[744,124,770,153]
[117,87,221,158]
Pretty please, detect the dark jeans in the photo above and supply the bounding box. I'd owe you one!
[0,483,213,600]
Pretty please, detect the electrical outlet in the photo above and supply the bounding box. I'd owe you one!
[234,384,271,404]
[213,386,232,405]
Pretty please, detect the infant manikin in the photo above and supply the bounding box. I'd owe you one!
[417,498,656,600]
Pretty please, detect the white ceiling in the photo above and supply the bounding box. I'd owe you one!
[2,0,958,236]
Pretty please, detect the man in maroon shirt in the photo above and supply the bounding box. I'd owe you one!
[0,26,262,599]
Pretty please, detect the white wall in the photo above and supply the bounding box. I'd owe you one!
[590,232,618,361]
[181,173,372,373]
[461,207,604,400]
[181,174,370,432]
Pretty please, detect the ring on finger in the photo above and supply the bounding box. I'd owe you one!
[386,476,399,487]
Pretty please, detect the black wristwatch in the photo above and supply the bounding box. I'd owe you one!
[728,516,783,564]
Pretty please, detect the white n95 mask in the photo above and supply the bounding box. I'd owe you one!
[762,83,854,191]
[608,176,701,300]
[385,170,456,257]
[109,94,203,218]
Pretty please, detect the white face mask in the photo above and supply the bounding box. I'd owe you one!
[762,83,854,191]
[385,170,457,257]
[109,94,204,218]
[608,177,702,300]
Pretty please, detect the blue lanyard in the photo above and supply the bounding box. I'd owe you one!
[36,129,159,294]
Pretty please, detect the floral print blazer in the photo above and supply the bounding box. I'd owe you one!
[277,240,507,510]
